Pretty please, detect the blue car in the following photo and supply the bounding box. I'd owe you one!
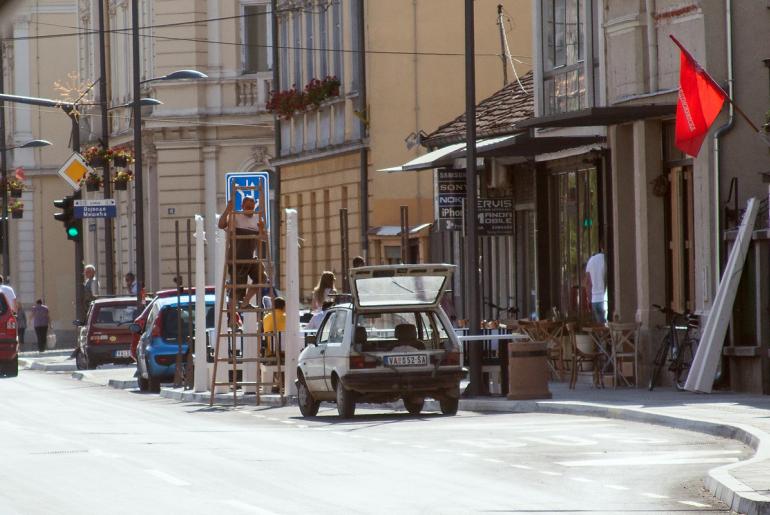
[135,294,216,393]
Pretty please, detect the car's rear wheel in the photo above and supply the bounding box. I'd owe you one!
[8,356,18,377]
[403,397,424,415]
[440,396,459,416]
[75,350,88,370]
[137,374,149,392]
[335,380,355,418]
[297,377,320,417]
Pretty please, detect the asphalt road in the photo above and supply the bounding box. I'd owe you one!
[0,370,749,514]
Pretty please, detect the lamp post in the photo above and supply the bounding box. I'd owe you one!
[0,139,52,278]
[132,0,207,301]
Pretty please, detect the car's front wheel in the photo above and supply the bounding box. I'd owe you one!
[440,396,459,416]
[403,397,424,415]
[297,377,320,417]
[335,380,355,418]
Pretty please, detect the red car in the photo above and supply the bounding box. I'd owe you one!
[130,287,215,361]
[0,293,18,377]
[75,296,141,370]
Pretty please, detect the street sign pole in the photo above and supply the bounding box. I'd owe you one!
[65,109,85,322]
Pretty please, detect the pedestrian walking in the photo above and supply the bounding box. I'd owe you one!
[584,242,607,324]
[83,264,99,317]
[16,301,27,346]
[311,271,336,312]
[0,275,18,313]
[30,299,50,353]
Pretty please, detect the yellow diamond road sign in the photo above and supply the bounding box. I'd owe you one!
[57,152,92,190]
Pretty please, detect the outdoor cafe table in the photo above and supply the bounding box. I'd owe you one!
[455,330,532,396]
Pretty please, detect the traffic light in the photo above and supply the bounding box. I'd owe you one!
[53,195,81,241]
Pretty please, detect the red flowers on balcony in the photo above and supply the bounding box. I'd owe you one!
[266,76,341,119]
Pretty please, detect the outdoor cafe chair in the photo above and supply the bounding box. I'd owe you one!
[536,320,566,381]
[565,322,603,389]
[608,321,641,388]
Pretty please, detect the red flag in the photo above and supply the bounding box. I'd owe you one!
[671,36,727,157]
[14,167,25,181]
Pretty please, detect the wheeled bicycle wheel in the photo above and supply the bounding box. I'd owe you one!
[648,335,671,391]
[674,338,697,391]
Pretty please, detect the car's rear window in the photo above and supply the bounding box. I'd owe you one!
[354,311,450,351]
[93,305,140,328]
[161,305,215,342]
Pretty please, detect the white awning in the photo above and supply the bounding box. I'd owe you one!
[378,136,517,173]
[377,142,466,173]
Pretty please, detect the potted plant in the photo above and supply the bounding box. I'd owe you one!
[82,170,103,191]
[82,145,111,167]
[304,76,341,109]
[6,177,24,198]
[8,200,23,219]
[112,148,134,168]
[112,169,133,191]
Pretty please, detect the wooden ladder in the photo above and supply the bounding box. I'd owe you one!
[208,183,283,406]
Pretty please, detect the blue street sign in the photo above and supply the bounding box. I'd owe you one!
[73,199,117,219]
[225,171,271,232]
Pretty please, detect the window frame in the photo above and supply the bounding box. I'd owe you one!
[240,0,273,75]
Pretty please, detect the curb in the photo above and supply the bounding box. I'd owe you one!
[456,398,770,515]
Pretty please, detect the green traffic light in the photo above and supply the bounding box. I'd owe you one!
[67,225,80,238]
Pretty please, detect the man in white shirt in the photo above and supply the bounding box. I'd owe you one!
[584,244,607,324]
[0,275,17,313]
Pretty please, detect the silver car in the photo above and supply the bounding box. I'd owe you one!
[296,264,465,418]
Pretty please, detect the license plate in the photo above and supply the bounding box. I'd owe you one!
[114,350,130,358]
[384,354,427,367]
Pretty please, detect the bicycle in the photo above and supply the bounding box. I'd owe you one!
[647,304,700,391]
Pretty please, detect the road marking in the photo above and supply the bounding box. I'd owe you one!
[146,469,190,487]
[522,436,597,446]
[483,458,504,464]
[605,484,629,491]
[411,445,428,449]
[267,417,280,422]
[460,452,479,458]
[368,437,384,442]
[297,424,308,429]
[510,464,532,470]
[434,448,452,453]
[538,470,562,476]
[678,501,710,508]
[641,493,669,499]
[389,441,406,446]
[331,431,347,436]
[224,499,280,514]
[448,438,527,449]
[558,450,742,467]
[569,477,593,483]
[280,420,296,425]
[251,414,265,418]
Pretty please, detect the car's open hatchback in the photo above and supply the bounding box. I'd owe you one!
[350,264,456,310]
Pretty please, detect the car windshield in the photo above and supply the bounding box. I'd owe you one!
[354,275,446,307]
[162,304,215,342]
[354,311,450,351]
[93,305,139,328]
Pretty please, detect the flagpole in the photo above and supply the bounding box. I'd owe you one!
[670,35,760,133]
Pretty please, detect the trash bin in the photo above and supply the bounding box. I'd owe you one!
[507,340,552,400]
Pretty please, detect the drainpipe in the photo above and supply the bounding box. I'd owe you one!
[645,0,658,93]
[712,0,734,301]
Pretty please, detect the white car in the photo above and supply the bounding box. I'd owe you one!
[296,264,465,418]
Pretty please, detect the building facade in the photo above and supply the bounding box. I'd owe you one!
[273,0,531,302]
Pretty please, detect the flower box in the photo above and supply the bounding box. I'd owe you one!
[113,155,128,167]
[114,180,128,191]
[8,200,23,218]
[10,210,22,219]
[9,188,22,198]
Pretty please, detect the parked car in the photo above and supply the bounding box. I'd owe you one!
[0,293,18,377]
[130,287,215,361]
[75,296,140,370]
[296,264,465,418]
[134,294,216,393]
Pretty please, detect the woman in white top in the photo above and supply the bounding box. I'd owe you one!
[311,271,336,312]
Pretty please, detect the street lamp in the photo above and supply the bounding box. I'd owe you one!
[130,0,208,300]
[0,138,53,278]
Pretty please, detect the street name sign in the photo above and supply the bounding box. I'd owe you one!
[57,152,92,190]
[225,171,271,232]
[74,199,117,219]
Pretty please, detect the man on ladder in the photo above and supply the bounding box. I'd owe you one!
[218,195,262,308]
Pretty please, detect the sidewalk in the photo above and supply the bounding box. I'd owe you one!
[19,355,770,515]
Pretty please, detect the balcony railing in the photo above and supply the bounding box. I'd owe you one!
[280,97,359,157]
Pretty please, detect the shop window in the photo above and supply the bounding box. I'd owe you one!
[384,246,401,265]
